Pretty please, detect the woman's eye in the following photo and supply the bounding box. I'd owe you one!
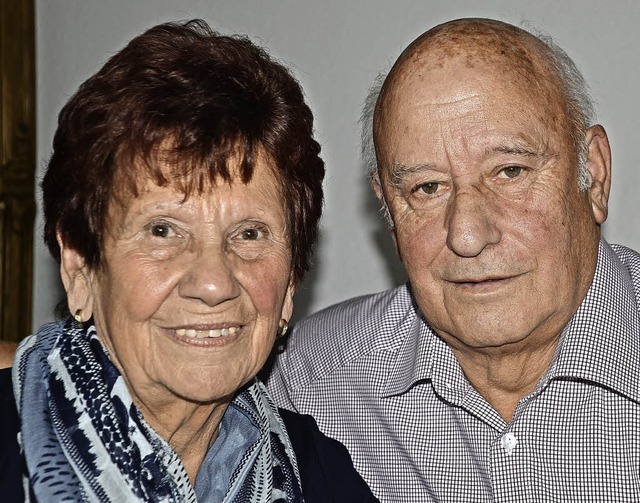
[150,223,172,238]
[500,166,523,179]
[241,228,263,240]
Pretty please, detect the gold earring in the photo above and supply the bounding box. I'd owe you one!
[277,319,289,338]
[74,309,84,327]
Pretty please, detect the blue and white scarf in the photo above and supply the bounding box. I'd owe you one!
[13,318,303,502]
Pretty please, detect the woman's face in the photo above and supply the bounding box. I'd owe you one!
[66,156,294,412]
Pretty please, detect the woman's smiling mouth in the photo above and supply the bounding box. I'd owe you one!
[175,326,241,339]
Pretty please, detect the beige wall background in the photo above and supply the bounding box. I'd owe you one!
[33,0,640,329]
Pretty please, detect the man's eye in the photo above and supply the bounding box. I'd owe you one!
[500,166,523,179]
[416,182,439,195]
[150,223,172,238]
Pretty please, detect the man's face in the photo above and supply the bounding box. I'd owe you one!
[375,52,606,353]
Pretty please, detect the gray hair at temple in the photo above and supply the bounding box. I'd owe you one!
[361,22,596,227]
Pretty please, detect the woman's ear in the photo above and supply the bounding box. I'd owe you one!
[57,233,95,321]
[281,277,295,322]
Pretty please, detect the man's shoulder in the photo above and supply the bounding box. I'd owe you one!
[272,284,418,388]
[292,284,417,355]
[297,284,413,333]
[608,242,640,300]
[610,242,640,271]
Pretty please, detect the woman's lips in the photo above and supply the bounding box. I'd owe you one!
[175,326,241,339]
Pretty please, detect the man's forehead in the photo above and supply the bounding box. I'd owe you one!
[375,20,566,137]
[395,19,543,71]
[384,24,557,118]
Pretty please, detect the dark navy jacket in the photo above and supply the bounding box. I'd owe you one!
[0,368,377,502]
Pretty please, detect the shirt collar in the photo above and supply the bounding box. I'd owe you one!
[381,286,435,398]
[544,240,640,402]
[380,240,640,403]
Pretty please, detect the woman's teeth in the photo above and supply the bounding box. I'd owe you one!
[176,327,239,338]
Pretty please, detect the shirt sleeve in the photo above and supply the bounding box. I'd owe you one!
[264,352,299,412]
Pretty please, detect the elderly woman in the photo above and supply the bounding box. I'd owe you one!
[1,20,376,502]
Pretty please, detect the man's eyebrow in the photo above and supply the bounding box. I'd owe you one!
[490,143,546,158]
[387,162,438,188]
[385,142,551,187]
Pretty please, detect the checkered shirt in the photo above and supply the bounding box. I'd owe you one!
[267,240,640,502]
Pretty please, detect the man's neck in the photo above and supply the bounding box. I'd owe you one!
[449,336,560,422]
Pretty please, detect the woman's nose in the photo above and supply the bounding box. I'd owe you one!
[178,245,241,306]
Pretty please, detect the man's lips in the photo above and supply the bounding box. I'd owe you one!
[452,277,510,284]
[446,274,523,289]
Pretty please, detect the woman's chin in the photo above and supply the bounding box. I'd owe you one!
[162,371,253,405]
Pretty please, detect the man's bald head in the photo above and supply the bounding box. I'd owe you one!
[385,19,553,83]
[363,18,594,199]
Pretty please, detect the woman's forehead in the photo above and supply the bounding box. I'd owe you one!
[114,142,280,198]
[108,156,285,219]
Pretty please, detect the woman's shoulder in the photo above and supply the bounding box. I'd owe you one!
[278,408,379,502]
[0,367,24,503]
[0,367,20,445]
[0,367,19,443]
[0,367,16,413]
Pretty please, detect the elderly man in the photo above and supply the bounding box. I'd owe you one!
[267,18,640,502]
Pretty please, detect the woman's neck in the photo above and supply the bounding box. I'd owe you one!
[136,391,231,484]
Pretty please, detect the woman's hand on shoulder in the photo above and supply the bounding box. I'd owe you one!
[0,341,17,369]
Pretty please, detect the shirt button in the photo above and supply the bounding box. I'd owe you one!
[500,433,518,455]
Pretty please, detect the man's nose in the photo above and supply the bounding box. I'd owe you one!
[445,188,501,257]
[178,245,241,306]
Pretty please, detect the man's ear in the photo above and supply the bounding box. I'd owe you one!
[57,233,95,321]
[370,171,401,257]
[390,226,401,259]
[370,171,385,204]
[584,125,612,225]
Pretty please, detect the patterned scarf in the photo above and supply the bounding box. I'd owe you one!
[13,318,303,502]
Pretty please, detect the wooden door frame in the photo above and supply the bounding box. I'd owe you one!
[0,0,36,342]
